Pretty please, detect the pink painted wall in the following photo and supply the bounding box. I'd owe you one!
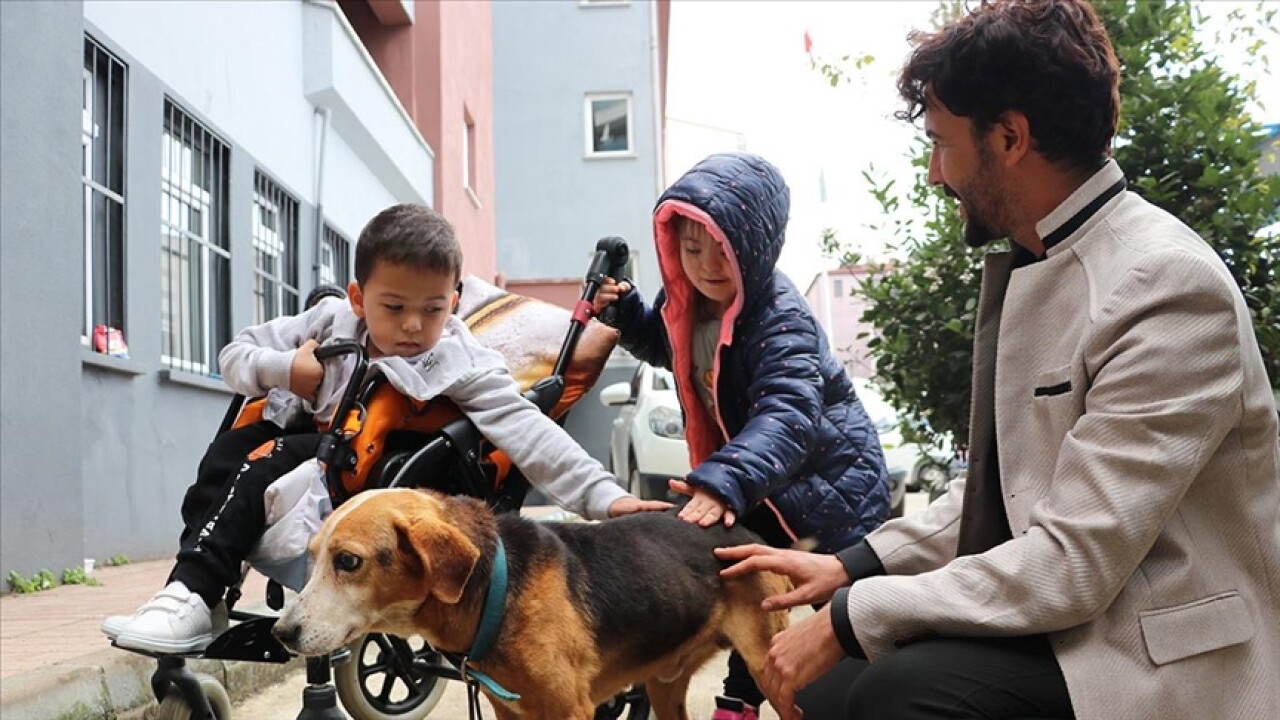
[505,279,584,312]
[802,266,881,379]
[417,1,496,283]
[338,0,497,283]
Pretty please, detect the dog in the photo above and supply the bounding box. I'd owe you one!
[273,488,790,719]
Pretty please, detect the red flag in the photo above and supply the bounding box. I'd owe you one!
[804,29,813,55]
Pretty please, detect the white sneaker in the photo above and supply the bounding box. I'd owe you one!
[100,613,130,639]
[102,594,228,641]
[111,581,217,654]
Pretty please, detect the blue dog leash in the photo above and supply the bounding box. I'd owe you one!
[448,537,520,716]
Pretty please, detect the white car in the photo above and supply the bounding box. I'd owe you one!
[853,378,952,517]
[599,363,691,501]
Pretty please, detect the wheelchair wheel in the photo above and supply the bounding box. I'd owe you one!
[335,633,447,720]
[154,672,233,720]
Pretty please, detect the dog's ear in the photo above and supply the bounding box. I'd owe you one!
[397,515,480,605]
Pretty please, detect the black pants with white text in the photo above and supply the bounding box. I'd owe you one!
[169,422,321,609]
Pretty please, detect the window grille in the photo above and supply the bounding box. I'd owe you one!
[160,100,230,376]
[252,172,300,324]
[83,37,127,343]
[319,224,351,288]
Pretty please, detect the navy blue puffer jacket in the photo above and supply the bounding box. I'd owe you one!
[609,152,889,553]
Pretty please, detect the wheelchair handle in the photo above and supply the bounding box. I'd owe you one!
[313,339,368,505]
[587,236,630,328]
[586,236,630,285]
[551,236,630,380]
[314,339,364,362]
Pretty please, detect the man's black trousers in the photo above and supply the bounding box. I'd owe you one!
[796,635,1074,719]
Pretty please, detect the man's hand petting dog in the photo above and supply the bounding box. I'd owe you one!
[717,544,854,720]
[606,496,673,517]
[715,544,850,610]
[669,478,737,527]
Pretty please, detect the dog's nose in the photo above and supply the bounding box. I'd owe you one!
[272,620,301,647]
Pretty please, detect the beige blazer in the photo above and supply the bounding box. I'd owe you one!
[849,169,1280,719]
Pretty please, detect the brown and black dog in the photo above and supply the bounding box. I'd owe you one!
[273,488,790,719]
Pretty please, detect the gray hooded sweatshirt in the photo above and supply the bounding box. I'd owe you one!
[217,297,629,520]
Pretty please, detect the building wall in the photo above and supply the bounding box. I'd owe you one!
[1,0,437,580]
[492,0,665,292]
[1259,125,1279,176]
[339,0,497,282]
[804,269,879,380]
[423,0,497,282]
[0,0,89,582]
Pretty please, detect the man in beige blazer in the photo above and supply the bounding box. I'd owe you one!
[717,1,1280,719]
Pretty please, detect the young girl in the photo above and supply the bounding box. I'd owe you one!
[594,152,890,719]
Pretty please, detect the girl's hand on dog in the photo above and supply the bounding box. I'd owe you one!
[290,339,325,403]
[669,479,737,528]
[592,277,632,314]
[607,496,673,518]
[715,544,849,611]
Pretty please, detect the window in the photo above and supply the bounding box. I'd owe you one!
[833,278,844,298]
[652,367,673,391]
[462,109,476,193]
[319,224,351,288]
[160,101,230,376]
[82,37,127,344]
[252,172,300,324]
[585,93,633,156]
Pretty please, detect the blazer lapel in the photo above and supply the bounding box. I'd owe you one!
[956,251,1016,556]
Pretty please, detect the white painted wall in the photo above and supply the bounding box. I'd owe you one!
[84,0,432,219]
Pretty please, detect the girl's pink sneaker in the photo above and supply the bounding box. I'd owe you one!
[711,695,759,720]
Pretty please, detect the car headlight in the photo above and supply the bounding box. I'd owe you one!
[648,406,685,439]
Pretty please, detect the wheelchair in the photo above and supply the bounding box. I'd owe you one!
[121,237,652,720]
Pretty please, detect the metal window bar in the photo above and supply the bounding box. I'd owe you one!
[319,224,351,287]
[160,100,230,376]
[82,37,128,344]
[252,171,300,324]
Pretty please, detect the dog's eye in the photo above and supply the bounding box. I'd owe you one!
[334,552,362,573]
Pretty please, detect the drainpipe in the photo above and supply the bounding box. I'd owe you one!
[646,1,666,290]
[313,106,332,285]
[648,0,665,195]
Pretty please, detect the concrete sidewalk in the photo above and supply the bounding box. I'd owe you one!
[0,558,301,719]
[0,506,579,719]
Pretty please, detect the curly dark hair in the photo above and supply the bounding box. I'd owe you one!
[354,203,463,286]
[897,0,1120,171]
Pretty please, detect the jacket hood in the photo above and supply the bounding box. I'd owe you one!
[652,152,790,311]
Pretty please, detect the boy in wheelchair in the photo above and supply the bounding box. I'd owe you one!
[103,203,668,654]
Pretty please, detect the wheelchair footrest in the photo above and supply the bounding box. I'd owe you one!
[203,617,293,664]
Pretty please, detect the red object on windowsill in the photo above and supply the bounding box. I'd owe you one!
[93,325,129,358]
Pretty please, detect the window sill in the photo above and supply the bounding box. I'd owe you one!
[81,349,148,376]
[159,368,235,395]
[584,151,637,160]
